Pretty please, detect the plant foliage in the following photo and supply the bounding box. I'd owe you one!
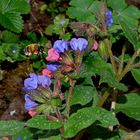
[0,0,30,33]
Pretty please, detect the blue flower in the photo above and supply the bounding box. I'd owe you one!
[37,75,51,88]
[17,137,21,140]
[25,94,38,111]
[24,73,51,90]
[60,19,65,25]
[53,40,68,53]
[105,10,113,26]
[46,62,60,72]
[24,73,38,90]
[12,50,17,54]
[70,38,88,51]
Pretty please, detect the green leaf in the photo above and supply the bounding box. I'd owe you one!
[70,85,96,106]
[87,125,126,140]
[118,6,140,29]
[64,107,119,138]
[107,0,127,12]
[131,69,140,85]
[116,93,140,121]
[39,135,61,140]
[0,0,30,33]
[2,30,19,43]
[122,6,140,19]
[67,0,99,23]
[0,47,6,60]
[0,0,30,14]
[60,32,71,40]
[84,52,127,91]
[27,115,63,130]
[0,12,23,33]
[12,128,33,140]
[118,17,138,49]
[11,0,31,14]
[0,120,24,136]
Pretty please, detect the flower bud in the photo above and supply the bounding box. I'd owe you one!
[92,40,99,50]
[98,40,109,60]
[51,97,62,107]
[46,48,61,61]
[105,10,113,27]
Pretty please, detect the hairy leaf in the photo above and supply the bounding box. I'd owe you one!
[64,107,119,138]
[39,135,61,140]
[70,85,96,106]
[13,128,33,140]
[131,69,140,85]
[27,115,63,130]
[0,120,24,136]
[84,52,127,91]
[116,93,140,121]
[118,17,138,49]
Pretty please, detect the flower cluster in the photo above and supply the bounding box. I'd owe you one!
[23,73,51,116]
[42,38,88,77]
[24,73,51,90]
[105,10,113,27]
[23,38,88,116]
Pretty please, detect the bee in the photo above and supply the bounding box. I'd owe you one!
[25,44,45,56]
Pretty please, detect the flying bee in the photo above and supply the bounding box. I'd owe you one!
[25,44,45,56]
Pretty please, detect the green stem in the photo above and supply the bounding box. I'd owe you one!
[117,50,140,81]
[131,62,140,68]
[96,89,111,107]
[55,107,64,137]
[117,46,126,76]
[67,79,76,116]
[104,39,117,73]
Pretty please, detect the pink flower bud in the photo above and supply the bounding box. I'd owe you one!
[42,69,53,78]
[92,40,99,50]
[46,48,61,61]
[28,110,37,117]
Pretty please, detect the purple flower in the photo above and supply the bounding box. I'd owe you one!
[17,137,21,140]
[53,40,68,53]
[24,73,51,90]
[24,73,38,90]
[46,62,60,72]
[37,75,51,88]
[70,38,88,51]
[25,94,38,111]
[105,10,113,26]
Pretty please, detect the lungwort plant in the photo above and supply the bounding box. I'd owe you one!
[0,0,140,140]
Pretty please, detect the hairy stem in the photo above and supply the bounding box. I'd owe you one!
[67,79,76,116]
[55,107,64,136]
[117,46,126,76]
[96,89,111,107]
[131,62,140,68]
[117,50,140,81]
[104,39,117,73]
